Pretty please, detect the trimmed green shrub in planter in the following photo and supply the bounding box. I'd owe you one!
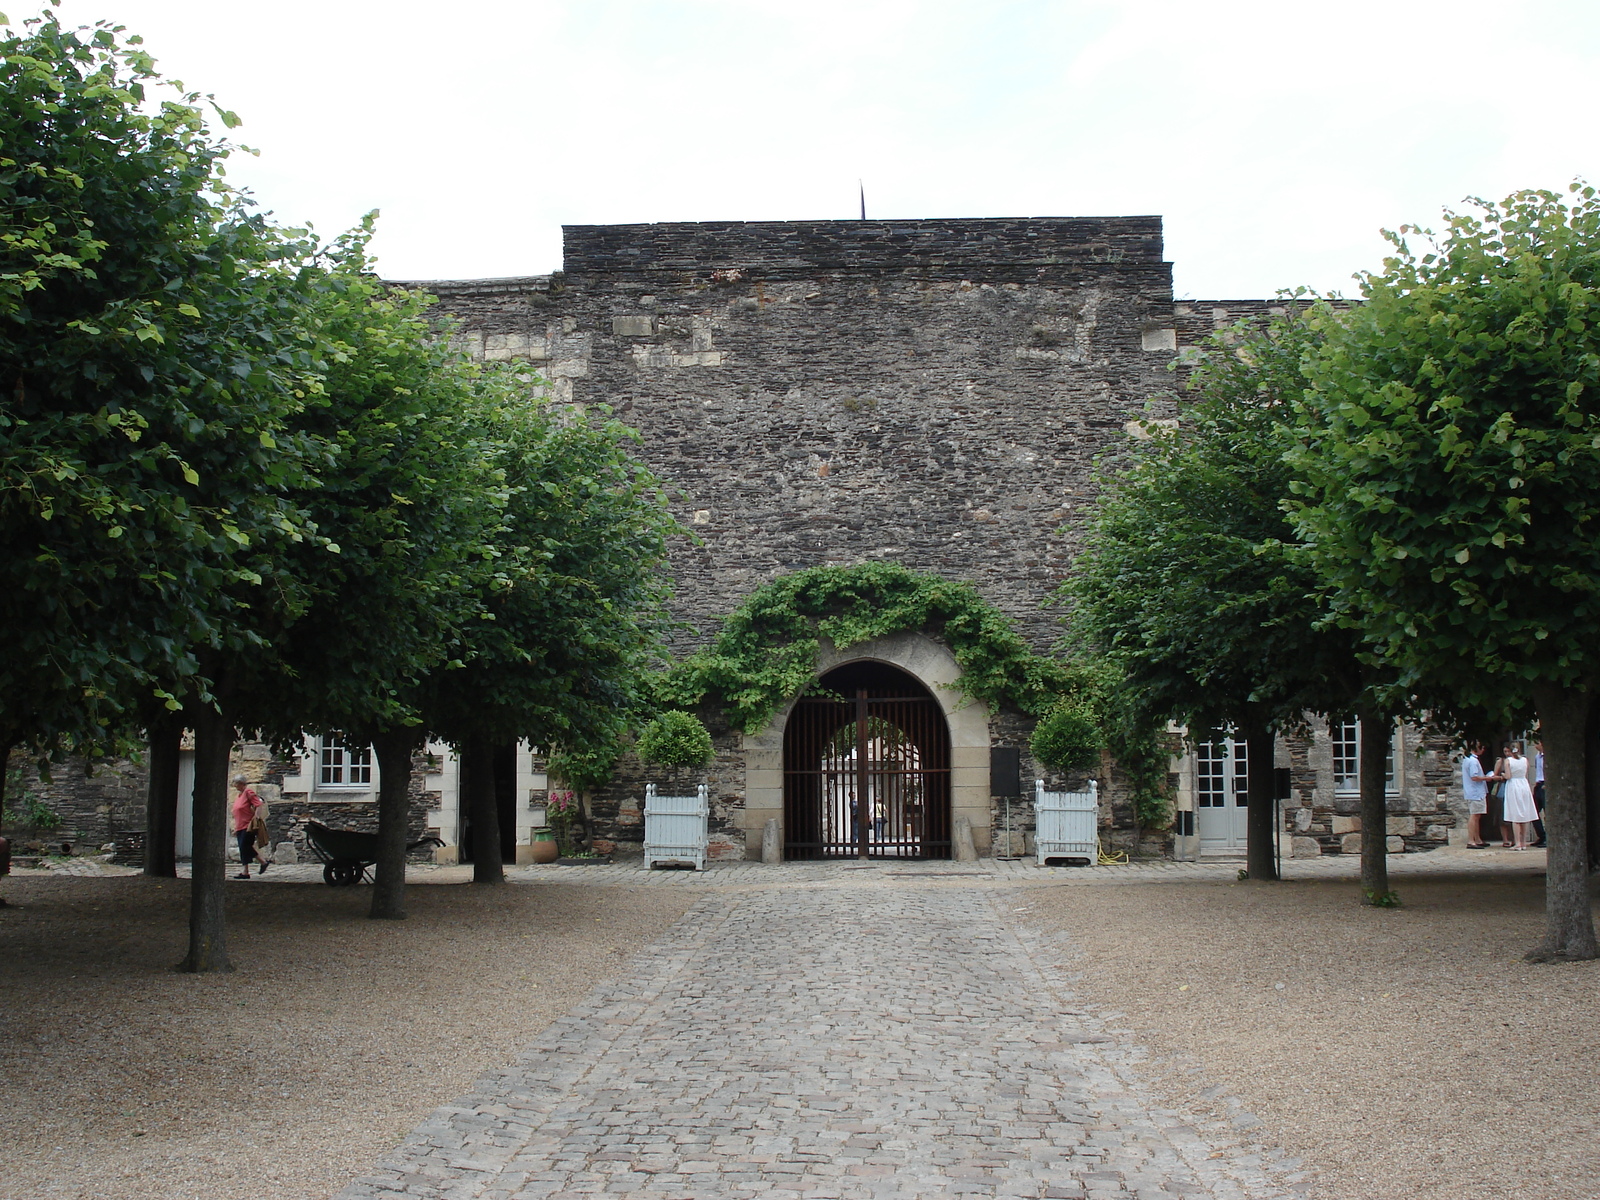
[1030,702,1101,774]
[637,711,715,769]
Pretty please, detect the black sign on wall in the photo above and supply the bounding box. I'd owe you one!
[990,746,1021,798]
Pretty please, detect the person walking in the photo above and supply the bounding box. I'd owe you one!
[1499,743,1540,850]
[231,774,270,879]
[1461,741,1492,848]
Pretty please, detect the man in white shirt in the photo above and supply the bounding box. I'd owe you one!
[1461,742,1491,848]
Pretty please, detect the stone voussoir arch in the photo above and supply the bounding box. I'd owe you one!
[739,630,991,860]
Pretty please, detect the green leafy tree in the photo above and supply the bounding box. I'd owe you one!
[241,229,513,920]
[1291,185,1600,959]
[423,402,679,882]
[1066,315,1371,883]
[0,12,328,970]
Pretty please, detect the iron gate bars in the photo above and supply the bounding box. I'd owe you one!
[782,671,951,860]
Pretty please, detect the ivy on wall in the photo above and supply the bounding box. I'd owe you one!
[657,562,1088,734]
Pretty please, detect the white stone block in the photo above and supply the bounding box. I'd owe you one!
[612,315,655,336]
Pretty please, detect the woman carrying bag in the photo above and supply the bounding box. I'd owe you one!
[231,774,271,879]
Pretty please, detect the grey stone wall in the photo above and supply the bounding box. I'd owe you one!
[2,750,143,852]
[406,217,1183,652]
[4,742,439,863]
[410,218,1192,851]
[1281,723,1462,857]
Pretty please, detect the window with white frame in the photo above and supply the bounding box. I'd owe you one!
[1196,739,1248,807]
[319,736,373,788]
[1332,718,1396,795]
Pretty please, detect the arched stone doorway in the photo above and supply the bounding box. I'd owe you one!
[783,661,952,860]
[740,631,992,861]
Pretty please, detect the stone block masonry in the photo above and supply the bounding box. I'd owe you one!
[406,218,1183,652]
[409,218,1195,855]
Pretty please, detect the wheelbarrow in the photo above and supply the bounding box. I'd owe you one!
[304,821,443,886]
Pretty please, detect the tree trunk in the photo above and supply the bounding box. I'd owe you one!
[1358,709,1392,904]
[177,698,233,973]
[144,710,182,878]
[463,735,503,884]
[369,727,420,920]
[1529,682,1598,962]
[1585,700,1600,871]
[1243,722,1279,881]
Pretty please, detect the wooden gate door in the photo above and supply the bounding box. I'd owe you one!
[783,662,951,860]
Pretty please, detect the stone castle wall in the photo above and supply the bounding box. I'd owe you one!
[412,218,1191,854]
[407,217,1184,652]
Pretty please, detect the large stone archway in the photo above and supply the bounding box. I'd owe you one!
[740,632,992,860]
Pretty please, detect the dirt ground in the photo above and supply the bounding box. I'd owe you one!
[1026,864,1600,1200]
[0,873,696,1200]
[6,862,1598,1200]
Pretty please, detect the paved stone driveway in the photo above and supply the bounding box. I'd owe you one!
[341,884,1307,1200]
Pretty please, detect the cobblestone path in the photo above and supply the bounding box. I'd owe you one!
[341,885,1306,1200]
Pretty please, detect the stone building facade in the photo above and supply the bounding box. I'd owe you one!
[3,217,1484,865]
[408,217,1479,864]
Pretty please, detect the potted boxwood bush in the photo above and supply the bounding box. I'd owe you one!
[637,711,716,869]
[636,710,715,781]
[1029,701,1101,781]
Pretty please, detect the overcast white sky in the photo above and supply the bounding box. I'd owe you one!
[16,0,1600,297]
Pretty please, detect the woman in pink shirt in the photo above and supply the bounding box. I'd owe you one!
[231,775,269,879]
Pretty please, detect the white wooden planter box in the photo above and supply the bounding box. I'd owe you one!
[642,783,709,870]
[1035,779,1098,865]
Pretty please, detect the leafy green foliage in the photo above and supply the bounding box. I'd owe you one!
[661,562,1083,734]
[0,12,326,752]
[1290,184,1600,954]
[4,791,61,832]
[423,401,680,760]
[1291,185,1600,701]
[242,221,510,746]
[543,789,583,855]
[1029,702,1099,773]
[1066,313,1363,741]
[636,710,714,769]
[546,745,620,794]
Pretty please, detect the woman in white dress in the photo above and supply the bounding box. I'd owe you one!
[1499,743,1540,850]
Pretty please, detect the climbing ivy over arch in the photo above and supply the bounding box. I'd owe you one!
[658,562,1085,734]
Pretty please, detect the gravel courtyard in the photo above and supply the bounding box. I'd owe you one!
[0,872,695,1200]
[1,850,1594,1200]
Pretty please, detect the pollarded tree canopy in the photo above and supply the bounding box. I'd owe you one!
[1292,185,1600,702]
[0,13,326,751]
[1067,314,1362,739]
[1290,184,1600,958]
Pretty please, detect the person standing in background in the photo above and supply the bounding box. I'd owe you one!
[1461,741,1491,848]
[1499,742,1540,851]
[1532,740,1547,848]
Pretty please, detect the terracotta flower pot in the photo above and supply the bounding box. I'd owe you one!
[530,833,559,864]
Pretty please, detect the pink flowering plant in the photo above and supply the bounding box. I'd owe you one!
[544,790,582,855]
